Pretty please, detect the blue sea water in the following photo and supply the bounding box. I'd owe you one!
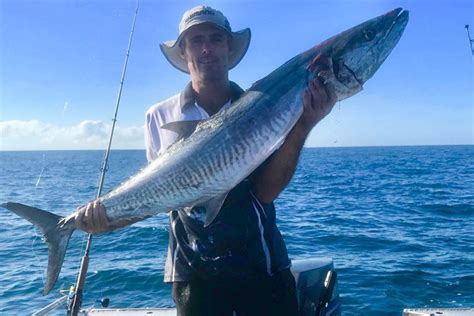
[0,146,473,315]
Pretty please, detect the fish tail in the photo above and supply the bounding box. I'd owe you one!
[1,202,75,295]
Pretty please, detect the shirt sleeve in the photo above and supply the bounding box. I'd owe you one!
[145,111,161,163]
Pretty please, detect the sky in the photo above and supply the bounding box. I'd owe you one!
[0,0,473,151]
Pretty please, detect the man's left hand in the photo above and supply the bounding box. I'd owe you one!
[295,55,337,136]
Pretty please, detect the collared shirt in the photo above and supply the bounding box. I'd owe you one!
[145,82,235,162]
[144,82,291,283]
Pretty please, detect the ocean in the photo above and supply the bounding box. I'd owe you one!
[0,146,473,315]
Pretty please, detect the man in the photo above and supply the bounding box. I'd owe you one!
[76,5,336,316]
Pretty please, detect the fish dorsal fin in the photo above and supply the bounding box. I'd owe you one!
[161,120,203,141]
[197,192,229,227]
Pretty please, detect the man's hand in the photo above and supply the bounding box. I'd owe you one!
[75,200,112,234]
[295,55,337,136]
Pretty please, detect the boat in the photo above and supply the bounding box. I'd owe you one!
[404,308,474,316]
[33,257,341,315]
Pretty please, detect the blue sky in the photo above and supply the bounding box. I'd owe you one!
[0,0,472,150]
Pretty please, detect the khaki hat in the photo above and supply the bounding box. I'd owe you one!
[160,5,251,74]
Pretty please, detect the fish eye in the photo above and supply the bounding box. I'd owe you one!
[364,30,375,41]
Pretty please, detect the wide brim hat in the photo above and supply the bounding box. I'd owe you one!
[160,5,251,74]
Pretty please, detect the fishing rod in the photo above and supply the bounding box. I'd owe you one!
[466,25,474,56]
[68,1,140,315]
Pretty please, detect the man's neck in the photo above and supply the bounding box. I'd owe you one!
[192,79,231,116]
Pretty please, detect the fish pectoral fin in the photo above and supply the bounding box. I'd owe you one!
[199,193,229,227]
[161,120,203,141]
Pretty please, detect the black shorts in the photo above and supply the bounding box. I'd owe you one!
[172,268,298,316]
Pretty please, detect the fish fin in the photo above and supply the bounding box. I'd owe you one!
[199,193,229,227]
[1,202,75,295]
[161,120,203,141]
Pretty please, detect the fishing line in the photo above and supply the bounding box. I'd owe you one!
[329,101,342,145]
[34,154,46,193]
[335,101,341,144]
[32,153,47,287]
[31,227,47,287]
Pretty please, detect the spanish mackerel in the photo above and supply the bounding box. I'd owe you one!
[1,8,409,295]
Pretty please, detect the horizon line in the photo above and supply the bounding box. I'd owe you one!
[1,144,472,152]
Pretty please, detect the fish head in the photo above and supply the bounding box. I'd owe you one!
[307,8,409,100]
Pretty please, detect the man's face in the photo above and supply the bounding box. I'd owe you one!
[180,23,231,82]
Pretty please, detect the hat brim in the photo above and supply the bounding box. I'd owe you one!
[160,27,251,74]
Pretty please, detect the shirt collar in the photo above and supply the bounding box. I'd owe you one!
[179,81,245,111]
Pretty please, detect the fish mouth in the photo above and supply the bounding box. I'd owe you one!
[386,9,409,39]
[395,8,409,23]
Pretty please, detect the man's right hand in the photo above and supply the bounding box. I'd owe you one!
[295,54,337,136]
[75,200,112,234]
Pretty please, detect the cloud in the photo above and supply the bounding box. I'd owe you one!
[0,120,145,150]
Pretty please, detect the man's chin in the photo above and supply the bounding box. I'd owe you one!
[198,64,221,72]
[198,69,226,82]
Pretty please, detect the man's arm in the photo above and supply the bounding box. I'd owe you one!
[253,57,337,204]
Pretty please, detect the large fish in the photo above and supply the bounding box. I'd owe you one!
[2,8,409,295]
